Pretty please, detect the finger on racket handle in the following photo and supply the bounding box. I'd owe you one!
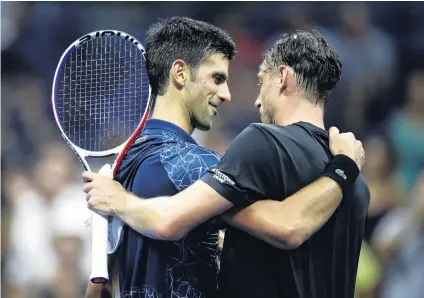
[90,163,113,284]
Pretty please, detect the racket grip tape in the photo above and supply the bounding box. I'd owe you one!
[90,212,109,283]
[89,164,113,284]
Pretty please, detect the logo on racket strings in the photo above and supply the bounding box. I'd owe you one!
[77,30,143,50]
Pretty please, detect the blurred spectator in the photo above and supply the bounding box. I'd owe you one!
[323,2,398,138]
[3,143,90,298]
[214,11,263,68]
[387,70,424,194]
[355,241,382,298]
[44,187,91,298]
[371,172,424,298]
[1,1,26,51]
[263,3,315,51]
[334,2,397,88]
[362,136,403,241]
[2,50,58,168]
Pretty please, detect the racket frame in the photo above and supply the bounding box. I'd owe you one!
[52,29,151,174]
[51,29,152,283]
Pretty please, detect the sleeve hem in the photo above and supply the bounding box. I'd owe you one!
[201,172,260,208]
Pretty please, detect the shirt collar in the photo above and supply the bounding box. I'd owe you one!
[296,121,329,137]
[144,119,197,145]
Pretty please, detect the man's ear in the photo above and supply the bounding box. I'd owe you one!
[278,65,288,91]
[170,60,189,89]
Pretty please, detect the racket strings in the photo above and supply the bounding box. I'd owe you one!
[56,36,149,152]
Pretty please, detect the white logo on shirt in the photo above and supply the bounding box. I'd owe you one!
[211,168,235,186]
[134,135,148,144]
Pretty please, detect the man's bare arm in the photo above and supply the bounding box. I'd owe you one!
[83,178,234,241]
[84,175,341,248]
[222,177,342,249]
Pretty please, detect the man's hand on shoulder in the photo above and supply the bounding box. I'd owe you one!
[328,127,365,170]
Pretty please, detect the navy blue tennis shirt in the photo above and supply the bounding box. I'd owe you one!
[114,119,221,298]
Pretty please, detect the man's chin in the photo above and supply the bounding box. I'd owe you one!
[260,114,270,124]
[194,120,213,132]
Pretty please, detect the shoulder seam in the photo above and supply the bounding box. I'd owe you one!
[159,139,220,191]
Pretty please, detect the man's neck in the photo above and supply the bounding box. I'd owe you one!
[150,94,193,134]
[274,98,325,130]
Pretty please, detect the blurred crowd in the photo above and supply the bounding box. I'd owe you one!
[2,2,424,298]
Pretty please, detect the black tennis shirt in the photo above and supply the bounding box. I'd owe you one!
[201,122,370,298]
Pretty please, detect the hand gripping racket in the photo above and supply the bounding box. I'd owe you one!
[52,30,152,283]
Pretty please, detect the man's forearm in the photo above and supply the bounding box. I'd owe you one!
[113,181,233,241]
[223,177,342,249]
[114,193,180,240]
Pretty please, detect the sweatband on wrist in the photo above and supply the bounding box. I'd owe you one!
[321,154,360,194]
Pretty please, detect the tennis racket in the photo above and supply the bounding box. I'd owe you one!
[52,30,152,283]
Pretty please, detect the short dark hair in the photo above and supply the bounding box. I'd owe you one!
[261,30,342,104]
[145,17,237,96]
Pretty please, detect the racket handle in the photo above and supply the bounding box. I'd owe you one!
[90,212,109,283]
[89,163,113,284]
